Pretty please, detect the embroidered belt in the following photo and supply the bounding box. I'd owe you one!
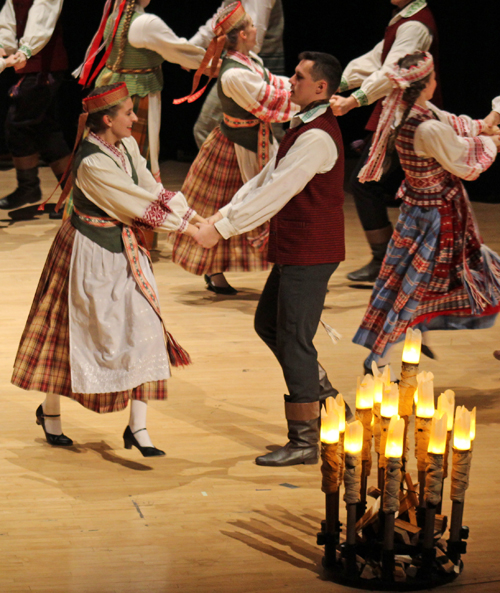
[74,208,191,366]
[105,63,161,74]
[223,113,271,171]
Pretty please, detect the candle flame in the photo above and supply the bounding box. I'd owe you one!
[381,383,399,418]
[385,415,404,458]
[453,406,471,451]
[320,407,339,444]
[428,411,448,454]
[402,328,422,364]
[356,374,374,410]
[437,389,455,431]
[416,376,434,418]
[470,406,476,441]
[344,420,363,454]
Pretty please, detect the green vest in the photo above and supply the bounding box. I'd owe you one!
[95,11,163,97]
[71,140,139,253]
[217,57,271,153]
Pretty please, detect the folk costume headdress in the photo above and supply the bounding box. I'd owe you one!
[358,52,434,183]
[39,83,130,213]
[173,1,247,104]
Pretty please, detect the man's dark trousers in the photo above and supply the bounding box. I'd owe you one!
[254,262,339,403]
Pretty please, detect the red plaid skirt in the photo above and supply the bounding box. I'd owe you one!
[172,127,269,275]
[12,220,168,413]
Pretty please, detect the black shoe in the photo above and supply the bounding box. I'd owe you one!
[204,273,238,295]
[49,209,63,220]
[255,442,319,466]
[0,167,42,210]
[347,258,382,282]
[123,426,165,457]
[35,404,73,446]
[421,344,436,360]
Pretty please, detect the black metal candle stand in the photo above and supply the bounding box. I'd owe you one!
[317,508,467,590]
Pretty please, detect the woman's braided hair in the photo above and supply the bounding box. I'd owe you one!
[110,0,137,72]
[385,51,432,157]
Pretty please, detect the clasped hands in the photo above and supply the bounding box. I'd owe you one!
[0,49,27,71]
[191,211,223,249]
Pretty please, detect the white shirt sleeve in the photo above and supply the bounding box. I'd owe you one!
[76,140,195,234]
[492,95,500,114]
[18,0,64,59]
[414,119,497,181]
[341,40,383,92]
[348,21,432,106]
[215,129,338,238]
[0,0,18,54]
[0,57,6,73]
[221,66,296,122]
[427,102,486,137]
[128,14,205,71]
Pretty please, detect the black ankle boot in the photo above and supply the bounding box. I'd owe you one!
[347,243,388,282]
[0,167,42,210]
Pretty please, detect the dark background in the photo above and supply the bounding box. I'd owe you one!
[1,0,499,198]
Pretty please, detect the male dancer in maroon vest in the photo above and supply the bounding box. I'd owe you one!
[331,0,441,283]
[0,0,70,212]
[195,52,350,467]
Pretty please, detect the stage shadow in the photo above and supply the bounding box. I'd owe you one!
[221,506,324,575]
[436,386,500,424]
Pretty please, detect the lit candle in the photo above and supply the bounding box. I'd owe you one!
[320,407,340,444]
[428,411,448,454]
[356,375,374,410]
[402,327,422,364]
[381,383,399,419]
[384,415,405,459]
[345,420,364,454]
[333,393,346,434]
[416,376,434,418]
[414,371,434,405]
[470,407,476,442]
[453,406,471,451]
[437,390,455,432]
[373,376,384,405]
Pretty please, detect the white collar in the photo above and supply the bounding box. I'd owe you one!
[291,103,329,128]
[87,132,132,177]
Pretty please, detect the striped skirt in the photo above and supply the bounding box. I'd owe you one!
[12,220,168,413]
[172,127,269,276]
[353,202,500,357]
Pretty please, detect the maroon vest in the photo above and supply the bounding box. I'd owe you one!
[14,0,68,74]
[366,6,442,131]
[267,108,345,266]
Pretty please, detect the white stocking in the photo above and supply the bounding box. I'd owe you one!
[42,393,62,435]
[129,399,154,447]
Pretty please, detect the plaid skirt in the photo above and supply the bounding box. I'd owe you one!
[172,127,269,275]
[353,202,500,357]
[11,220,168,413]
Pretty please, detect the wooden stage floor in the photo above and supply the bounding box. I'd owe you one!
[1,162,500,592]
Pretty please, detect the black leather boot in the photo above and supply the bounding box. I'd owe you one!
[347,225,393,282]
[0,166,42,209]
[318,363,353,420]
[255,400,320,467]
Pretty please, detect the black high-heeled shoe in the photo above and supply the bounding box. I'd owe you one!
[204,273,238,295]
[35,404,73,446]
[123,426,165,457]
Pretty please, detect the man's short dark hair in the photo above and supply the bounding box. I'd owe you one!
[298,51,342,96]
